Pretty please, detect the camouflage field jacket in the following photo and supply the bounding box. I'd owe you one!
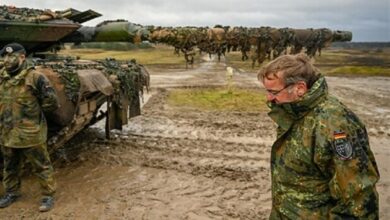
[268,76,379,219]
[0,62,58,148]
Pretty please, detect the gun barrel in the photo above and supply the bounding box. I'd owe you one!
[63,21,150,44]
[333,30,353,42]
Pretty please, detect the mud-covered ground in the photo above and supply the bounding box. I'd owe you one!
[1,55,389,219]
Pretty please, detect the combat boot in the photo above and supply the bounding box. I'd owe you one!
[0,193,20,208]
[39,196,54,212]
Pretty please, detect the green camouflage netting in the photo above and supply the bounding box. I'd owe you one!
[101,58,142,117]
[102,58,140,99]
[51,62,80,104]
[0,5,60,22]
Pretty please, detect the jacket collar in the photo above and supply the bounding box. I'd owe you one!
[0,61,34,85]
[267,75,328,134]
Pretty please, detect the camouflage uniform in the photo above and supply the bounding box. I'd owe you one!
[0,61,58,196]
[268,76,379,219]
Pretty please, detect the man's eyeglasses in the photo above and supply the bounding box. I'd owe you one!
[265,84,292,96]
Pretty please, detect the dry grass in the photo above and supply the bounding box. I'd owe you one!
[326,66,390,76]
[58,45,201,67]
[226,48,390,77]
[225,51,259,73]
[59,45,390,77]
[315,48,390,76]
[167,87,267,112]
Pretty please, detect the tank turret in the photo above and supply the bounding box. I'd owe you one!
[0,5,150,53]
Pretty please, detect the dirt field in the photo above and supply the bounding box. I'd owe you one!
[0,54,389,219]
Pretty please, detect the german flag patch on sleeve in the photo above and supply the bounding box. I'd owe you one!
[333,131,353,160]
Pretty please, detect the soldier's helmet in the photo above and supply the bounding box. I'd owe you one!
[0,43,26,56]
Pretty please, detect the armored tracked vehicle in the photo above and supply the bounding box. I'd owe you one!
[0,5,151,153]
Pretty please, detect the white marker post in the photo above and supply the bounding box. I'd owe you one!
[226,66,234,92]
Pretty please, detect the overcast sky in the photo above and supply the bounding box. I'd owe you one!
[2,0,389,42]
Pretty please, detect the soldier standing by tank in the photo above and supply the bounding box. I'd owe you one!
[0,43,58,212]
[258,53,379,219]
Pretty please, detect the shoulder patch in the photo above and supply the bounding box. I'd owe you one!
[333,131,353,160]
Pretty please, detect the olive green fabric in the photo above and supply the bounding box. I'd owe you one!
[0,62,59,148]
[102,58,142,117]
[0,61,57,197]
[268,76,379,219]
[1,143,56,196]
[52,63,81,104]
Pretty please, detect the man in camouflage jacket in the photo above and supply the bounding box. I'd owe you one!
[258,54,379,219]
[0,43,58,212]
